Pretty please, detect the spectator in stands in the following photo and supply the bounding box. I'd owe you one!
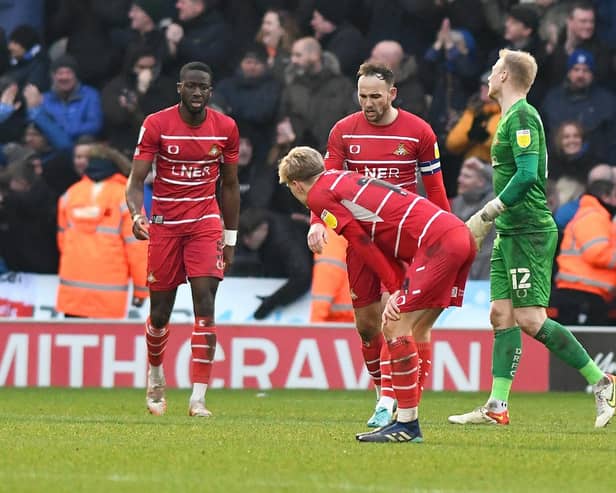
[368,40,426,117]
[450,157,495,280]
[255,9,299,82]
[488,5,549,105]
[238,207,313,320]
[5,24,50,91]
[553,162,614,231]
[0,77,27,145]
[310,229,354,323]
[541,49,616,165]
[278,36,356,153]
[120,0,169,67]
[56,143,148,318]
[45,0,129,88]
[549,120,599,208]
[423,18,482,194]
[102,46,176,157]
[310,0,368,79]
[552,178,616,325]
[215,44,282,164]
[0,156,58,273]
[424,19,481,140]
[445,70,500,165]
[25,54,104,144]
[23,122,76,198]
[546,2,613,89]
[165,0,232,77]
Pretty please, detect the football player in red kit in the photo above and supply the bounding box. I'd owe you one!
[279,146,475,442]
[126,62,240,417]
[308,63,450,427]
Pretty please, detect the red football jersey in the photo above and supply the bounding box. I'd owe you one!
[134,105,239,236]
[325,109,446,199]
[307,170,463,292]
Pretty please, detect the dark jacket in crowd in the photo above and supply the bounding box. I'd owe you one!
[172,8,233,78]
[280,52,356,153]
[0,174,58,273]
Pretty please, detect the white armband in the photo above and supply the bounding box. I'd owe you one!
[224,229,238,246]
[132,213,143,224]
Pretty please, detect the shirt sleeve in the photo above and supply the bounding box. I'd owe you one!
[223,119,240,164]
[323,123,346,170]
[509,109,541,157]
[134,114,160,162]
[417,123,450,211]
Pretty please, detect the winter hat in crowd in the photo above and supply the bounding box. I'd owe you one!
[242,43,268,64]
[9,24,40,51]
[567,49,595,72]
[507,5,539,33]
[313,0,348,26]
[133,0,166,24]
[50,54,79,74]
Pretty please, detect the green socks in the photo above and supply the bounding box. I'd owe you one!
[489,326,522,402]
[535,318,603,385]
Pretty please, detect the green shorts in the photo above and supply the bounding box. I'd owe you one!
[490,231,557,308]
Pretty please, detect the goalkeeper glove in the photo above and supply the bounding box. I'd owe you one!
[466,211,494,250]
[480,197,506,221]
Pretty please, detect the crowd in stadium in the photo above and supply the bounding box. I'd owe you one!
[1,0,615,323]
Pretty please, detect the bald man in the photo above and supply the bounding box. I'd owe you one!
[554,163,616,230]
[368,40,426,117]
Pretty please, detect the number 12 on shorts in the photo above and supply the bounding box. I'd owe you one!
[509,268,531,290]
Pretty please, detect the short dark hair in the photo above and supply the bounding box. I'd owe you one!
[587,179,614,198]
[357,62,395,86]
[569,1,595,16]
[179,62,213,82]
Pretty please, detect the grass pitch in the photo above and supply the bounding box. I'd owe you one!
[0,388,613,493]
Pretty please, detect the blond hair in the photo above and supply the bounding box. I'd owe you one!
[499,48,537,92]
[278,146,324,184]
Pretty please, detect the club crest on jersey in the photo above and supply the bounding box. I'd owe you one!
[393,143,408,156]
[349,144,361,154]
[209,144,221,157]
[516,129,531,148]
[320,209,338,229]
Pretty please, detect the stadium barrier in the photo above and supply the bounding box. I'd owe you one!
[0,320,548,391]
[0,272,492,327]
[549,327,616,391]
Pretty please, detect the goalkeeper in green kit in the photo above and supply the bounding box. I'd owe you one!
[448,49,616,428]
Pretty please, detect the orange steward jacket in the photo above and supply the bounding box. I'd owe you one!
[445,102,500,162]
[310,230,354,323]
[56,174,148,318]
[555,194,616,302]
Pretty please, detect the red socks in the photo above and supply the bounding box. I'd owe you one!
[145,317,169,366]
[191,316,217,384]
[387,336,419,409]
[362,332,384,387]
[416,342,432,403]
[379,341,396,400]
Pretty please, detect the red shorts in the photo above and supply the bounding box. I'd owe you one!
[347,246,382,308]
[396,225,476,312]
[147,229,224,291]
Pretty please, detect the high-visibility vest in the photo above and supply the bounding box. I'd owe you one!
[56,174,148,318]
[310,230,354,323]
[555,194,616,302]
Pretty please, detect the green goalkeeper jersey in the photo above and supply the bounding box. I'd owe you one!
[491,99,556,234]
